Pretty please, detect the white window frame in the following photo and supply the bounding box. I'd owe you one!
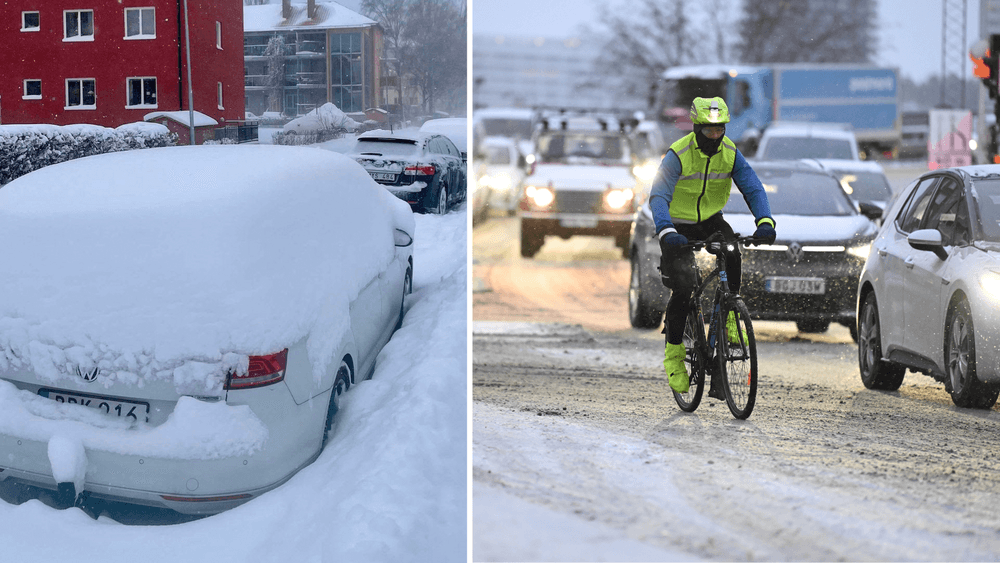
[63,10,94,41]
[216,21,222,49]
[65,78,96,110]
[21,11,40,32]
[217,82,224,109]
[125,77,157,108]
[22,79,41,100]
[124,7,155,40]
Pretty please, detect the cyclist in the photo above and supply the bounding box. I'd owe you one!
[648,96,776,396]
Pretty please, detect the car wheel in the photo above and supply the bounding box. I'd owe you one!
[395,266,412,331]
[434,184,448,215]
[945,298,999,408]
[857,292,905,390]
[628,251,663,329]
[520,224,543,258]
[796,320,830,333]
[615,235,630,259]
[322,360,352,448]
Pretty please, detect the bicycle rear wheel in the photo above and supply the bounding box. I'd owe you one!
[716,298,758,419]
[673,303,706,411]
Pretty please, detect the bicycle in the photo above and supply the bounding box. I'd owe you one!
[664,232,763,419]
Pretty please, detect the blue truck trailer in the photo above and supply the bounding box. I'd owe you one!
[655,64,900,158]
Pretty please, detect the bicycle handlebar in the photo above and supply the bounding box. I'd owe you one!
[681,232,770,251]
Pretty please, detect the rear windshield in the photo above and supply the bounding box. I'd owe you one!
[830,170,893,202]
[353,138,420,157]
[760,137,854,160]
[724,169,856,216]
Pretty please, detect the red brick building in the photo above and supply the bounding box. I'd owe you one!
[2,1,245,129]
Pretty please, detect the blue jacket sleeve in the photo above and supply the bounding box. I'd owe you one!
[732,149,774,226]
[648,150,682,235]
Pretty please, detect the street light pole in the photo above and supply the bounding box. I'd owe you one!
[182,0,196,145]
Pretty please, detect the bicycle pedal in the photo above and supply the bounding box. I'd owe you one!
[707,382,725,400]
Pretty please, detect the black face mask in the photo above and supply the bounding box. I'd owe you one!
[694,124,725,156]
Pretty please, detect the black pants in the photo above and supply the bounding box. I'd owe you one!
[660,213,742,345]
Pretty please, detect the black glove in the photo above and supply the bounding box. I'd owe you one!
[658,231,687,255]
[752,223,776,245]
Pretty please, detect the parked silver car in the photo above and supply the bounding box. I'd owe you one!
[629,161,880,337]
[857,165,1000,408]
[0,145,414,514]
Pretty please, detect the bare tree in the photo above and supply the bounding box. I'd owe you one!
[400,0,466,115]
[735,0,877,64]
[361,0,409,113]
[264,35,286,113]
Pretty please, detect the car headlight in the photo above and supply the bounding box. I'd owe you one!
[632,161,659,183]
[604,188,635,211]
[525,185,554,208]
[491,175,512,192]
[980,270,1000,299]
[847,243,871,259]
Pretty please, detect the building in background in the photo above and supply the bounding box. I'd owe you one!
[243,0,382,117]
[2,1,245,130]
[473,34,644,111]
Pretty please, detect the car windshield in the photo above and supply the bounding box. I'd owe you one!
[761,137,854,160]
[536,132,627,163]
[724,169,856,216]
[972,178,1000,242]
[484,145,511,165]
[830,170,893,202]
[353,138,420,157]
[480,118,534,141]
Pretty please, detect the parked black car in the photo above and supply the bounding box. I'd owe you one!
[347,129,466,214]
[628,160,882,339]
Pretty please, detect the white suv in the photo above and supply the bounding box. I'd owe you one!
[755,121,861,161]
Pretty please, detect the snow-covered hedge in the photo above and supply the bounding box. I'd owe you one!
[0,122,176,186]
[271,129,345,145]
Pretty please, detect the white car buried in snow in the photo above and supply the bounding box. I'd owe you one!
[0,145,414,515]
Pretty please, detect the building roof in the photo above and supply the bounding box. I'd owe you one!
[244,1,376,32]
[144,111,219,128]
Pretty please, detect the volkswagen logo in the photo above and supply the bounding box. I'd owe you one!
[76,366,100,382]
[786,242,804,262]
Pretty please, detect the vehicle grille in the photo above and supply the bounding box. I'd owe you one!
[555,190,602,213]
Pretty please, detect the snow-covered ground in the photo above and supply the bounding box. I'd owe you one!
[0,141,467,562]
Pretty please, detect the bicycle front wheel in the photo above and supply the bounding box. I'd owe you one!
[673,303,706,412]
[716,298,758,419]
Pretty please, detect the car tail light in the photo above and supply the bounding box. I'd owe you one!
[225,349,287,390]
[403,164,436,176]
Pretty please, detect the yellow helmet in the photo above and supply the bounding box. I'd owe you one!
[689,97,731,125]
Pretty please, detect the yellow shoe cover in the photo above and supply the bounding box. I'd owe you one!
[663,342,689,393]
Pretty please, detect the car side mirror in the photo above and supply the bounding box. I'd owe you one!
[907,228,948,260]
[394,228,413,247]
[858,201,883,222]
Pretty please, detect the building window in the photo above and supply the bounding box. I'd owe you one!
[66,79,96,109]
[64,10,94,41]
[21,12,39,32]
[124,7,155,39]
[126,77,157,107]
[23,80,41,99]
[218,82,224,109]
[216,21,222,49]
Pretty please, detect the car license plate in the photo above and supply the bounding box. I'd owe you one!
[559,215,599,228]
[370,172,396,182]
[764,277,826,294]
[39,388,150,422]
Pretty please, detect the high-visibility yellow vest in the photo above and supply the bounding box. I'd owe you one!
[668,132,737,224]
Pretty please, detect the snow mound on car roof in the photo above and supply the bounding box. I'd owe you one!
[0,144,413,395]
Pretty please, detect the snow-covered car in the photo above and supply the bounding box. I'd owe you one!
[0,145,415,515]
[857,165,1000,408]
[756,121,861,161]
[477,136,527,216]
[282,102,359,134]
[518,115,639,258]
[347,129,467,215]
[472,107,537,160]
[629,161,881,336]
[419,117,469,159]
[801,158,895,211]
